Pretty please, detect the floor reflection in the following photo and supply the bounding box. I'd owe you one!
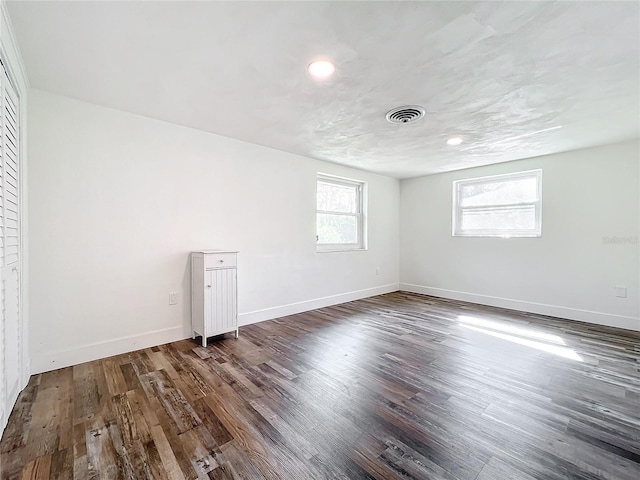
[458,315,582,362]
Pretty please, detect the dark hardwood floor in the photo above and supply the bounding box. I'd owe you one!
[1,292,639,479]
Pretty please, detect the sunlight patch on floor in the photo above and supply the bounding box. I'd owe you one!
[458,315,582,362]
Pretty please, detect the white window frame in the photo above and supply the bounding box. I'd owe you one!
[316,173,366,252]
[452,169,542,238]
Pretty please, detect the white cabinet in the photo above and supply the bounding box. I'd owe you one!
[191,251,238,347]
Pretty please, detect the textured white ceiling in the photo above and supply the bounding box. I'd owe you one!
[7,1,640,178]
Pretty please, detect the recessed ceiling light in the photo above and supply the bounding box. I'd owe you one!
[447,137,463,146]
[308,60,335,79]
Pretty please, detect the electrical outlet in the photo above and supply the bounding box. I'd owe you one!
[614,286,627,298]
[375,267,380,275]
[169,292,178,305]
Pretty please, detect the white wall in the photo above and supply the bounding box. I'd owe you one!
[28,89,400,373]
[400,141,640,331]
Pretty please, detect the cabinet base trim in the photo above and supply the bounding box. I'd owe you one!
[400,283,640,332]
[238,283,400,326]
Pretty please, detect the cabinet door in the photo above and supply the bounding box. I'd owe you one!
[204,268,237,336]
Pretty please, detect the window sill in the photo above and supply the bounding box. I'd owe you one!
[452,233,541,238]
[317,247,368,253]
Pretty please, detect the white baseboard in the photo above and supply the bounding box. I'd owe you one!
[400,283,640,332]
[30,283,636,375]
[31,326,187,374]
[238,283,400,326]
[31,284,400,374]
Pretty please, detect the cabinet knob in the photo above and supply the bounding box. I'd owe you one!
[207,285,212,288]
[218,259,224,263]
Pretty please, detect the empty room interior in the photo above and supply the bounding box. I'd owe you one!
[0,1,639,479]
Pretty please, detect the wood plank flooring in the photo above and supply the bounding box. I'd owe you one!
[1,292,639,479]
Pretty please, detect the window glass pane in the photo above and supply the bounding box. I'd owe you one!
[460,176,538,207]
[317,181,357,213]
[460,205,536,232]
[317,213,358,244]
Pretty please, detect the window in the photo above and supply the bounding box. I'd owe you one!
[453,169,542,237]
[317,174,366,251]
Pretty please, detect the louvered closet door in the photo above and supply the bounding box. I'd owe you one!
[0,61,20,430]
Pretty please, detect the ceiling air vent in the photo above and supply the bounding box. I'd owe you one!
[385,105,426,124]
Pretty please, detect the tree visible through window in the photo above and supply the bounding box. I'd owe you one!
[453,170,542,237]
[317,174,365,251]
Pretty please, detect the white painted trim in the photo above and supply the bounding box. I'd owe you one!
[31,326,187,374]
[239,283,399,326]
[317,172,366,251]
[400,283,640,332]
[31,284,400,373]
[0,0,29,436]
[0,1,30,89]
[27,282,640,376]
[452,169,542,238]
